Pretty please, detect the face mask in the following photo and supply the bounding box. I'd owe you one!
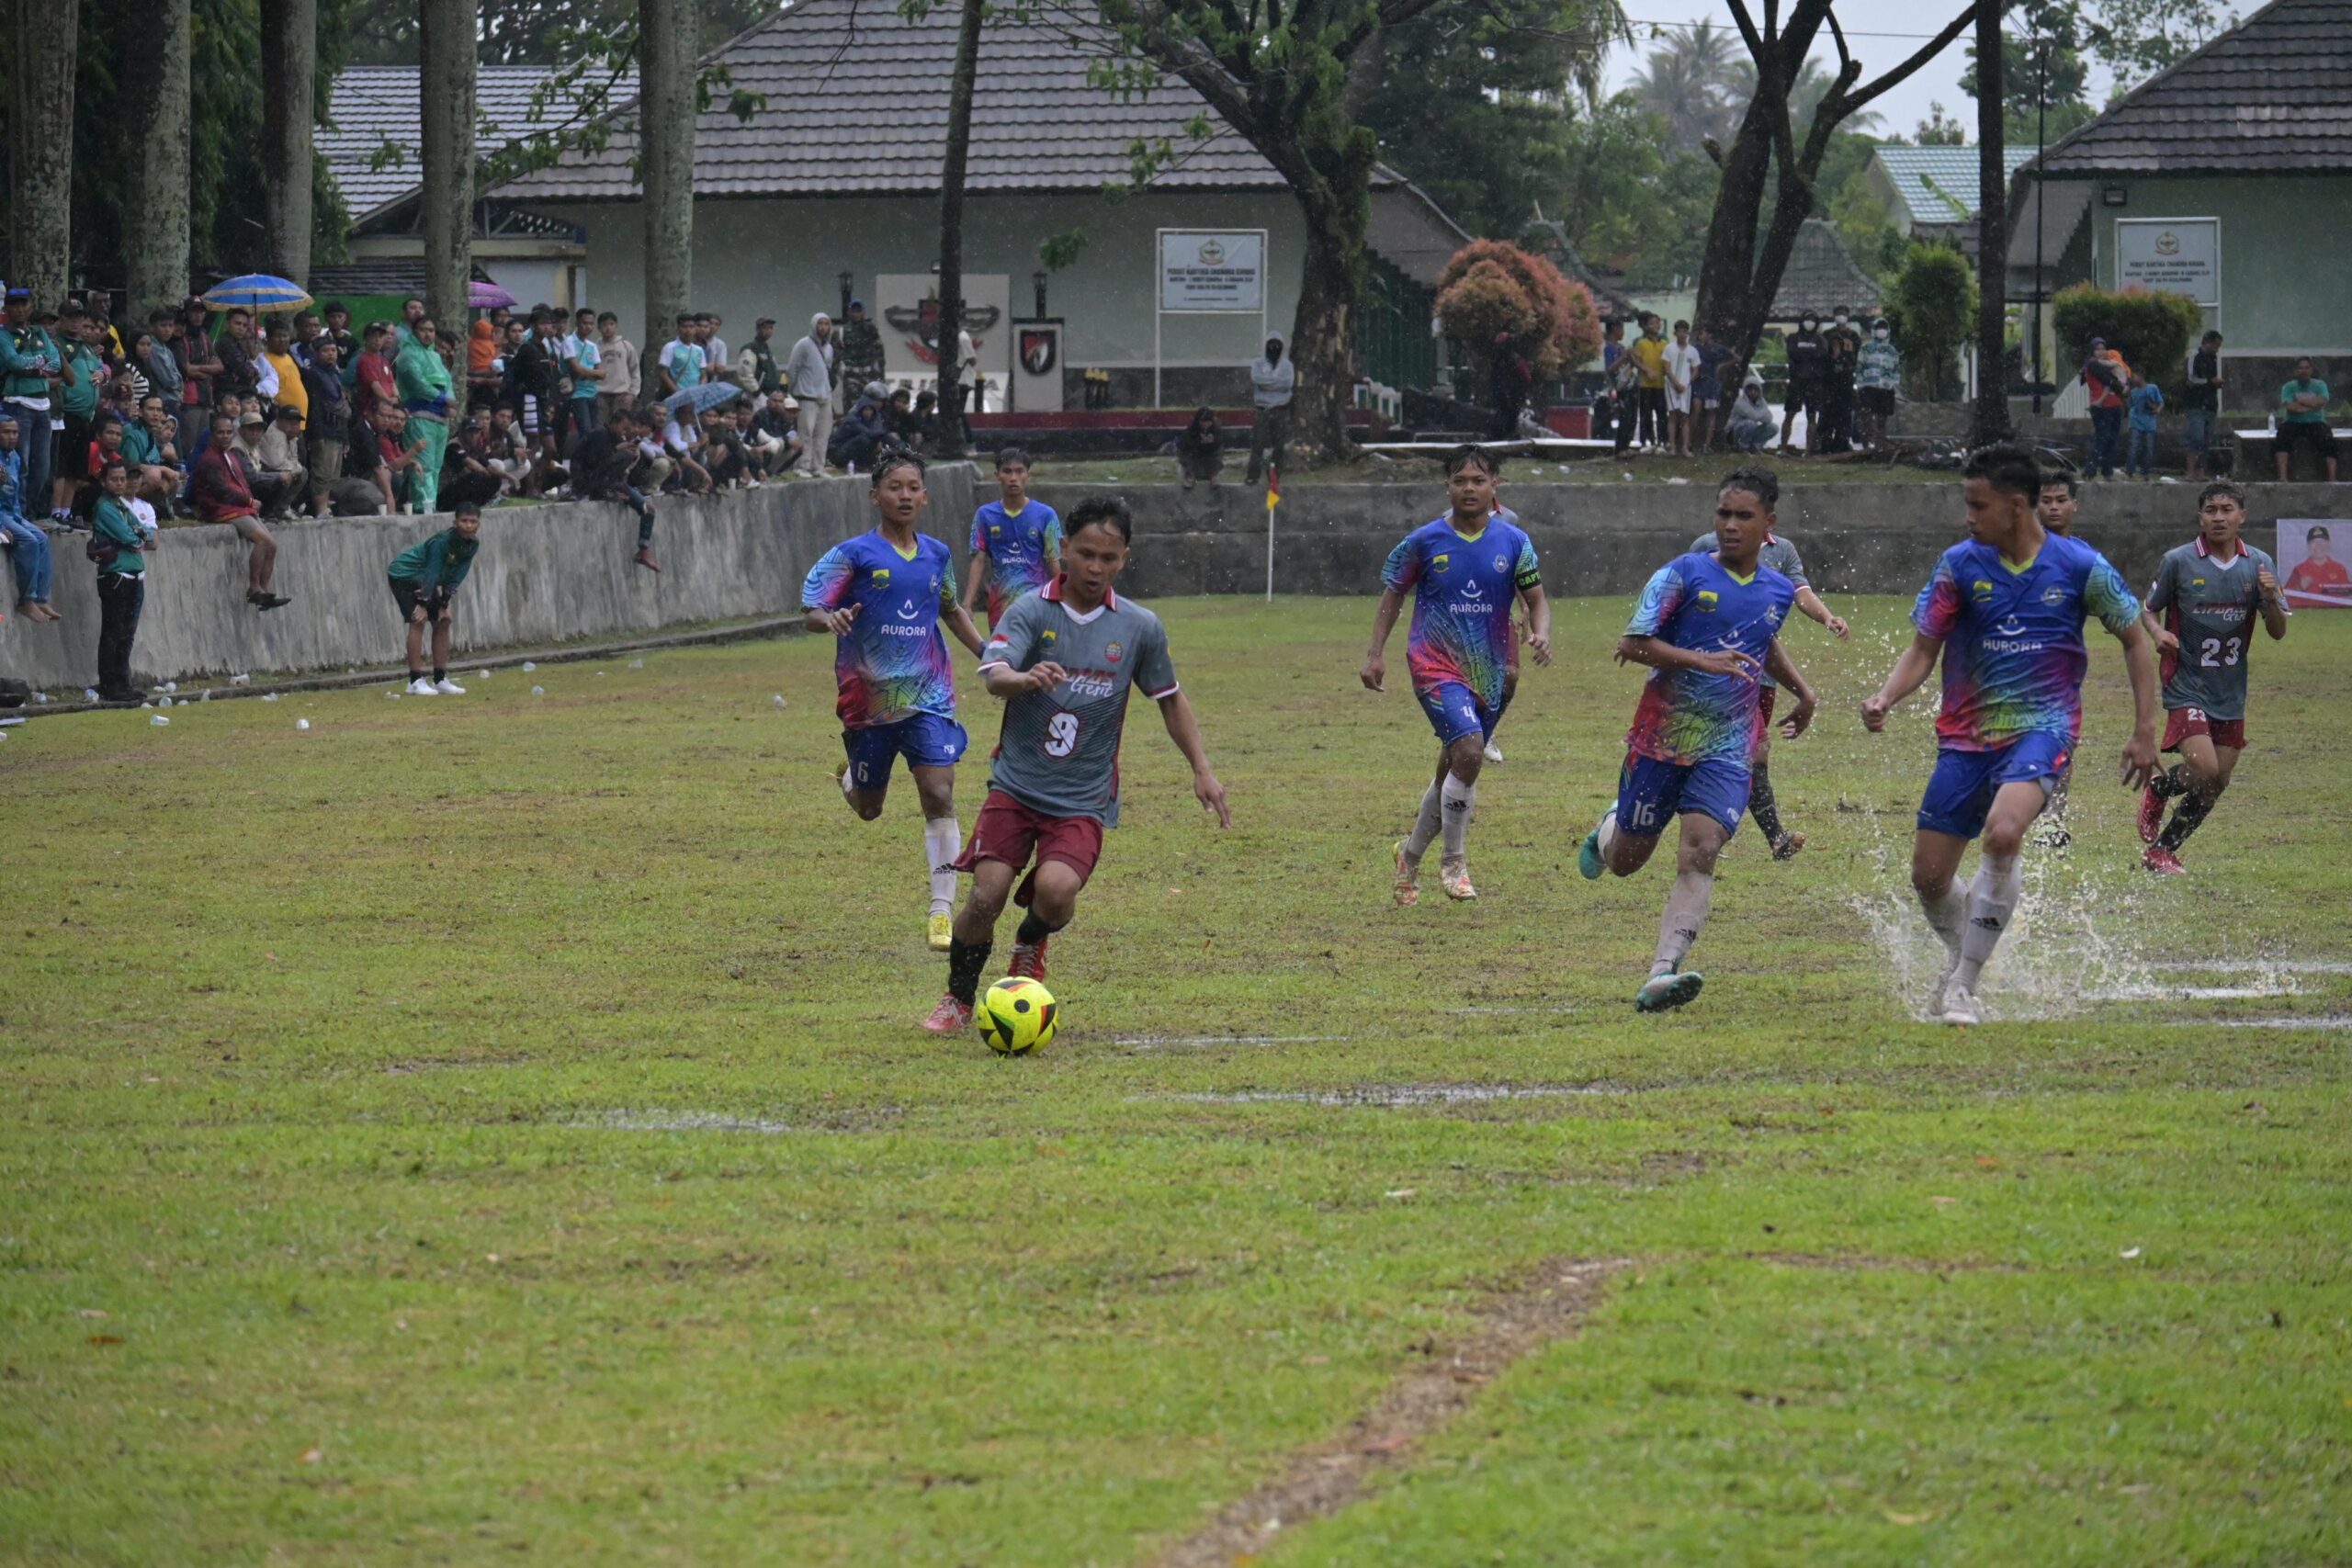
[1873,327,1891,340]
[1835,315,1849,327]
[1802,320,1817,332]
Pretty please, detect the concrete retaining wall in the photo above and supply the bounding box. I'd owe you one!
[1030,479,2352,604]
[0,468,979,692]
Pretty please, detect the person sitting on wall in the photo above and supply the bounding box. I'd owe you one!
[1176,405,1222,490]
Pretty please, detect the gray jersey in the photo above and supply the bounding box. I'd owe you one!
[1688,531,1809,686]
[978,583,1179,826]
[2145,540,2273,721]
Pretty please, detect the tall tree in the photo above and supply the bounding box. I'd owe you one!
[123,0,195,318]
[418,0,477,345]
[261,0,320,282]
[1692,0,1976,383]
[9,0,77,303]
[639,0,695,399]
[932,0,983,457]
[1973,0,2009,442]
[1628,18,1743,155]
[1962,0,2094,143]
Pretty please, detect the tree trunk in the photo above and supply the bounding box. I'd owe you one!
[123,0,193,321]
[639,0,696,400]
[260,0,318,286]
[1972,0,2012,445]
[418,0,476,355]
[8,0,76,305]
[1286,186,1364,463]
[1693,103,1780,371]
[932,0,983,457]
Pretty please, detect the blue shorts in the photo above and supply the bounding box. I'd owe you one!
[1615,750,1750,838]
[842,712,968,790]
[1917,733,2071,839]
[1417,681,1507,747]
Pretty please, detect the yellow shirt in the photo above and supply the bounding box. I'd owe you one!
[1629,335,1668,389]
[264,349,308,424]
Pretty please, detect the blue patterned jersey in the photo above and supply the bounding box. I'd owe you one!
[800,530,962,728]
[1381,515,1541,710]
[969,500,1062,611]
[1624,551,1795,764]
[1913,533,2141,750]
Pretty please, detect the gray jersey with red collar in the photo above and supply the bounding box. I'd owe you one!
[977,583,1179,826]
[2145,539,2275,721]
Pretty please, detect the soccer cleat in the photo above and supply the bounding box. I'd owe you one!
[1009,937,1049,981]
[1927,961,1960,1021]
[920,994,974,1034]
[2143,843,2187,875]
[405,677,437,696]
[1939,986,1983,1026]
[926,912,954,951]
[2137,785,2165,844]
[1483,739,1505,764]
[1577,828,1605,881]
[1770,830,1807,862]
[431,677,466,695]
[1392,840,1421,908]
[836,761,854,800]
[1439,856,1476,901]
[1634,970,1704,1012]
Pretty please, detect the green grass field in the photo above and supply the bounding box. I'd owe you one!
[5,596,2347,1565]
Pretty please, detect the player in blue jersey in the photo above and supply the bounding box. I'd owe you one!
[2134,480,2290,873]
[1577,468,1817,1012]
[1361,446,1552,904]
[1860,445,2160,1024]
[960,446,1061,631]
[802,451,989,952]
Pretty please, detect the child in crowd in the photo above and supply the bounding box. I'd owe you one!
[2126,370,2165,479]
[388,500,483,696]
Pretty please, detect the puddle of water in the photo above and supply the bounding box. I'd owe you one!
[1146,1082,1628,1108]
[2149,958,2352,976]
[2190,1016,2352,1032]
[1114,1034,1351,1049]
[1447,1004,1581,1016]
[2084,983,2299,1002]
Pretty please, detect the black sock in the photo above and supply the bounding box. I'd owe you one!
[1015,912,1062,946]
[2149,763,2190,800]
[946,937,992,1006]
[433,667,447,682]
[1747,761,1786,843]
[2159,791,2216,852]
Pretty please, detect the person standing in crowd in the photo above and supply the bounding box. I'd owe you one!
[1781,312,1826,454]
[126,395,181,513]
[354,321,400,420]
[1690,326,1727,453]
[2182,330,2222,480]
[89,459,152,701]
[836,299,887,399]
[562,307,605,437]
[1821,307,1861,453]
[261,318,306,425]
[1629,313,1668,452]
[0,415,59,621]
[2274,355,2337,483]
[2125,369,2165,479]
[396,317,456,513]
[389,500,484,696]
[1855,317,1901,452]
[213,308,261,400]
[738,316,782,395]
[786,313,837,478]
[301,337,350,518]
[956,321,983,415]
[141,311,186,408]
[52,303,104,518]
[321,302,358,374]
[1246,333,1294,486]
[465,320,502,409]
[513,310,566,464]
[1177,405,1222,489]
[1664,321,1701,457]
[250,406,311,516]
[596,312,640,420]
[1609,321,1642,457]
[657,312,703,396]
[2081,336,2130,479]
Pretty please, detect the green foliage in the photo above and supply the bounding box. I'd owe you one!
[1547,92,1718,284]
[2085,0,2237,91]
[2051,282,2202,388]
[1038,229,1091,272]
[1963,0,2096,144]
[1885,243,1976,400]
[1433,239,1601,380]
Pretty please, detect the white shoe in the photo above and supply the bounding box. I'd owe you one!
[431,677,467,695]
[1939,985,1983,1026]
[405,677,438,696]
[1928,961,1959,1021]
[1483,740,1504,764]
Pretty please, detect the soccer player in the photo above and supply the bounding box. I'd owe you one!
[1683,520,1849,857]
[1361,446,1552,904]
[388,499,483,696]
[1578,468,1816,1012]
[922,495,1229,1033]
[2036,469,2078,536]
[802,451,989,952]
[959,446,1060,631]
[1860,445,2160,1026]
[2135,480,2290,873]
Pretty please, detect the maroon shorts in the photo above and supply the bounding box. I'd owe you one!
[2162,707,2248,751]
[953,788,1104,907]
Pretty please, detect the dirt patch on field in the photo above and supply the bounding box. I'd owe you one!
[1147,1257,1626,1568]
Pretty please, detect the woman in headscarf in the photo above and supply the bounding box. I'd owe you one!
[396,319,457,513]
[466,319,502,411]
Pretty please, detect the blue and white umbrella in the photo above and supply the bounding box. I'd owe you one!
[664,382,745,417]
[201,274,314,313]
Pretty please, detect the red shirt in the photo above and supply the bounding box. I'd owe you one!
[192,445,260,522]
[356,352,398,415]
[2286,557,2351,606]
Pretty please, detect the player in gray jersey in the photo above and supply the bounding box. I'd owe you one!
[2135,481,2290,873]
[922,495,1231,1036]
[1684,525,1849,858]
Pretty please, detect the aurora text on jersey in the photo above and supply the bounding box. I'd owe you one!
[1624,551,1795,764]
[801,530,963,728]
[1913,533,2141,750]
[1380,514,1541,711]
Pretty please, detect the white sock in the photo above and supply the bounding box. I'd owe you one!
[923,817,961,916]
[1403,782,1443,859]
[1652,867,1715,975]
[1952,852,2022,991]
[1441,774,1475,860]
[1595,808,1620,862]
[1919,882,1969,963]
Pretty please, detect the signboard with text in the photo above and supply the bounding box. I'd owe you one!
[2115,218,2220,306]
[1159,231,1266,312]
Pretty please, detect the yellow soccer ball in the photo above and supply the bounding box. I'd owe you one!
[978,976,1057,1055]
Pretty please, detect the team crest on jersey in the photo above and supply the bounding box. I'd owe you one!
[1432,553,1451,572]
[1040,628,1057,643]
[872,568,891,587]
[1696,589,1719,610]
[2192,577,2208,587]
[2042,584,2067,604]
[990,525,1003,537]
[1493,553,1508,572]
[1104,641,1124,662]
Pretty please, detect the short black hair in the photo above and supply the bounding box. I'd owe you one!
[2038,468,2080,499]
[452,499,484,518]
[869,449,926,489]
[1065,494,1133,543]
[1716,465,1779,510]
[1962,443,2044,501]
[1443,443,1500,479]
[2198,479,2246,509]
[994,446,1032,471]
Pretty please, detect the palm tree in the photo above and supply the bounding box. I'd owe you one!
[1725,57,1887,139]
[1628,19,1744,154]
